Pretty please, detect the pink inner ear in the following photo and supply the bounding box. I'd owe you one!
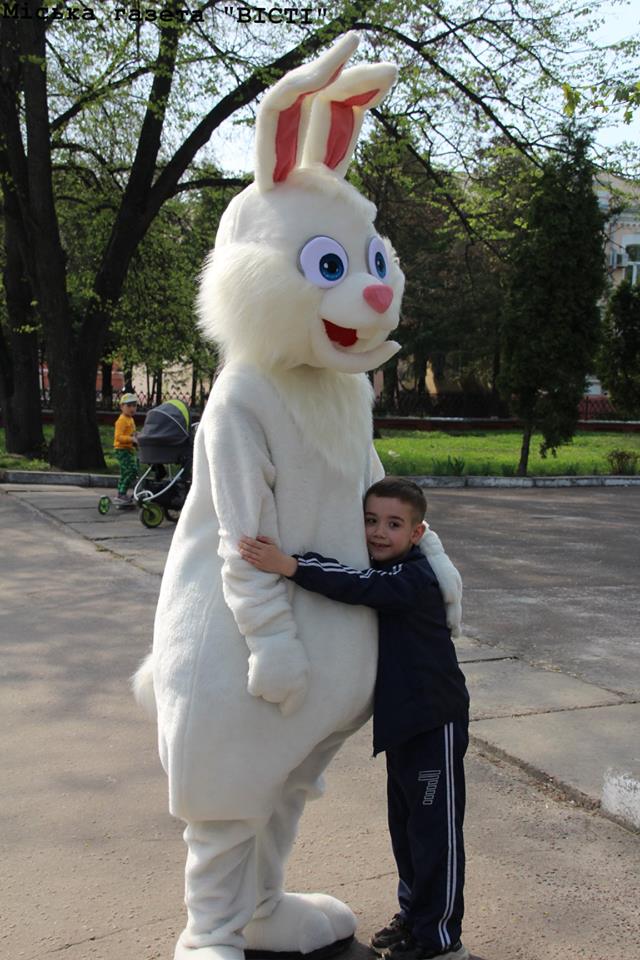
[273,64,345,184]
[273,93,307,183]
[324,88,380,170]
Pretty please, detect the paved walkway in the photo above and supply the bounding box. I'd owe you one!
[5,481,638,826]
[1,483,639,960]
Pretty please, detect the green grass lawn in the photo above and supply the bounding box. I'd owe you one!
[374,429,640,476]
[0,424,120,473]
[1,423,639,476]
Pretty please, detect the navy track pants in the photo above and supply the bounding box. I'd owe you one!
[385,720,468,952]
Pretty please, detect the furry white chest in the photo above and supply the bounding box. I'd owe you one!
[152,363,380,821]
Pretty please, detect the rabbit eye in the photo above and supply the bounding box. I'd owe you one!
[367,237,388,279]
[299,236,348,288]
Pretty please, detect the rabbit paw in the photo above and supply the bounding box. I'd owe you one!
[244,892,356,956]
[247,639,310,715]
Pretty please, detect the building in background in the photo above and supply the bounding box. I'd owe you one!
[598,173,640,287]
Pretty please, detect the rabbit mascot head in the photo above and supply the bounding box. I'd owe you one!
[198,30,404,375]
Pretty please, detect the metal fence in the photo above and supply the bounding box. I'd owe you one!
[374,392,512,419]
[35,388,625,423]
[375,391,626,422]
[93,390,196,412]
[577,395,623,421]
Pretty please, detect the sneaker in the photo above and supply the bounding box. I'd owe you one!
[370,915,411,953]
[114,494,133,506]
[382,936,470,960]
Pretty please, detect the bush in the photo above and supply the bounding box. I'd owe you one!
[429,456,466,476]
[606,449,639,474]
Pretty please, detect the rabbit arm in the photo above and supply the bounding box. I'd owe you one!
[205,396,309,714]
[419,525,463,638]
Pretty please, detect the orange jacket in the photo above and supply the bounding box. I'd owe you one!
[114,413,136,450]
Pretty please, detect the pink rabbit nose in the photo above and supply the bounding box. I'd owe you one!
[363,284,393,313]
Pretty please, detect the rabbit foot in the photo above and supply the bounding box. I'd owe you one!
[244,892,356,957]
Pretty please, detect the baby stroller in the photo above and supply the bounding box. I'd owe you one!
[133,399,197,528]
[99,400,197,528]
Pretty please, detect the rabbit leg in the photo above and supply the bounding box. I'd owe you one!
[244,731,357,956]
[175,819,262,960]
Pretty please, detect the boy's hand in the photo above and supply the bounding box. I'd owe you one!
[239,536,297,578]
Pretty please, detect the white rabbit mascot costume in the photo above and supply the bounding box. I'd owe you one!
[134,32,462,960]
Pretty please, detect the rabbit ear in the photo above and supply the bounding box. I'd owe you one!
[255,32,360,192]
[301,63,398,178]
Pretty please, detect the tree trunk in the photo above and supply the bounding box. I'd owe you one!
[414,352,428,395]
[155,368,163,405]
[517,421,533,476]
[491,337,501,397]
[382,356,399,410]
[0,326,43,459]
[190,364,198,408]
[0,7,103,470]
[0,170,43,457]
[101,360,113,409]
[47,343,105,469]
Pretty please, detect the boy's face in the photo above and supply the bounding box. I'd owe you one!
[121,403,137,415]
[364,494,424,564]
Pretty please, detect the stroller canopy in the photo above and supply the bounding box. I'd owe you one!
[138,399,192,464]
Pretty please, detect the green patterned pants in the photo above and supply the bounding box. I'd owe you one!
[115,448,138,495]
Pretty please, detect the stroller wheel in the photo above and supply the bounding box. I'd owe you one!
[141,502,164,528]
[98,496,111,515]
[164,507,181,523]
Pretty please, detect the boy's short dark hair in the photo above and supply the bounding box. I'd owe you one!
[364,477,427,524]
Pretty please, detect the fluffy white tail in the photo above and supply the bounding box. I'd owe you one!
[132,651,156,716]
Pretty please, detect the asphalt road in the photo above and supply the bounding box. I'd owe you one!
[426,486,640,697]
[6,482,639,697]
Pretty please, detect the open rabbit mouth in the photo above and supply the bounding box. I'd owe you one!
[323,319,358,347]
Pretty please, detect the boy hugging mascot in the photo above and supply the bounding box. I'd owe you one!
[134,32,462,960]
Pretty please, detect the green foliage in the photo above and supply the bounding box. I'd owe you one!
[55,167,226,386]
[605,449,639,474]
[597,280,640,418]
[562,83,582,117]
[3,0,637,468]
[428,456,466,476]
[498,127,607,471]
[110,193,220,374]
[354,134,528,397]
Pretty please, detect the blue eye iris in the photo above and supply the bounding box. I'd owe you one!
[367,236,388,280]
[299,236,349,288]
[320,253,345,282]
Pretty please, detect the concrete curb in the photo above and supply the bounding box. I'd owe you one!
[0,469,117,488]
[1,469,640,489]
[411,475,640,488]
[602,768,640,830]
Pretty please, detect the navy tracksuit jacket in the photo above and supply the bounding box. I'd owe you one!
[291,545,470,952]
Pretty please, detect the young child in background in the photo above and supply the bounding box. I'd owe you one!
[239,477,470,960]
[113,392,138,505]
